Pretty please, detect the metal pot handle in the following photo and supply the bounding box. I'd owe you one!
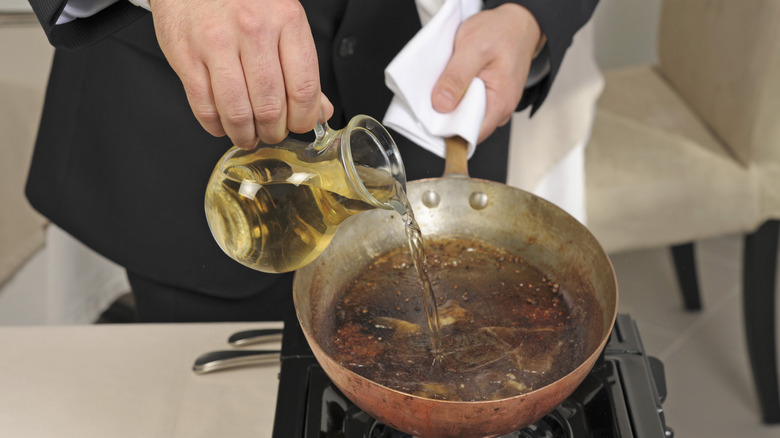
[444,136,469,178]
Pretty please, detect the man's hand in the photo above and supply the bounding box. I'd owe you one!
[431,3,542,143]
[150,0,333,149]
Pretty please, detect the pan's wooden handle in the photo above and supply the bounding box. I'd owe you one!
[444,136,469,177]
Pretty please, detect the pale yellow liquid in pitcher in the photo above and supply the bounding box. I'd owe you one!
[204,147,402,273]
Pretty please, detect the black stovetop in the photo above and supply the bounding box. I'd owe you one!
[271,313,673,438]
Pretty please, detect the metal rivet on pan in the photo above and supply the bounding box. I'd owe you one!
[469,191,489,210]
[421,190,441,208]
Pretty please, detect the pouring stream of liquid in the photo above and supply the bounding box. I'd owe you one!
[385,137,469,363]
[388,191,443,362]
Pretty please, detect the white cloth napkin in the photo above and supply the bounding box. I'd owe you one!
[415,0,447,26]
[384,0,485,159]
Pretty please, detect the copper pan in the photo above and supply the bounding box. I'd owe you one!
[293,137,618,438]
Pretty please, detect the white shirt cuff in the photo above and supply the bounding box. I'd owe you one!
[128,0,151,11]
[56,0,148,24]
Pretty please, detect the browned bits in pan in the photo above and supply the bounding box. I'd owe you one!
[324,237,594,402]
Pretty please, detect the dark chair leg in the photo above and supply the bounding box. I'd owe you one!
[743,219,780,423]
[671,243,702,311]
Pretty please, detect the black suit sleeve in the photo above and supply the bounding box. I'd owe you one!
[27,0,147,49]
[484,0,600,114]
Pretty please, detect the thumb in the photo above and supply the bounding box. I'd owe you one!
[431,66,471,113]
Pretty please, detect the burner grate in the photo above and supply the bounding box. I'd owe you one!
[358,407,572,438]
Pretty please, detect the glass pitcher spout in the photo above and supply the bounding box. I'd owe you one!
[204,115,406,274]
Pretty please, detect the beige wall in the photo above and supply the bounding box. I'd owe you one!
[592,0,661,69]
[0,0,31,12]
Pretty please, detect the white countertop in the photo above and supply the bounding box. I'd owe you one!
[0,322,283,438]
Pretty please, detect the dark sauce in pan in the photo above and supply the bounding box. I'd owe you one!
[325,237,597,401]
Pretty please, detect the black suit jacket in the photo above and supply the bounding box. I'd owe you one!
[25,0,598,300]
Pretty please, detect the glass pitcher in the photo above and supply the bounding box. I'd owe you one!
[204,115,407,273]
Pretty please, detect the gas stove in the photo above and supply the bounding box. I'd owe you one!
[271,313,673,437]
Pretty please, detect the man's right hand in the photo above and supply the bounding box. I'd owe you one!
[150,0,333,149]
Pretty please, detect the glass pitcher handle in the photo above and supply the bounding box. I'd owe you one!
[314,111,328,141]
